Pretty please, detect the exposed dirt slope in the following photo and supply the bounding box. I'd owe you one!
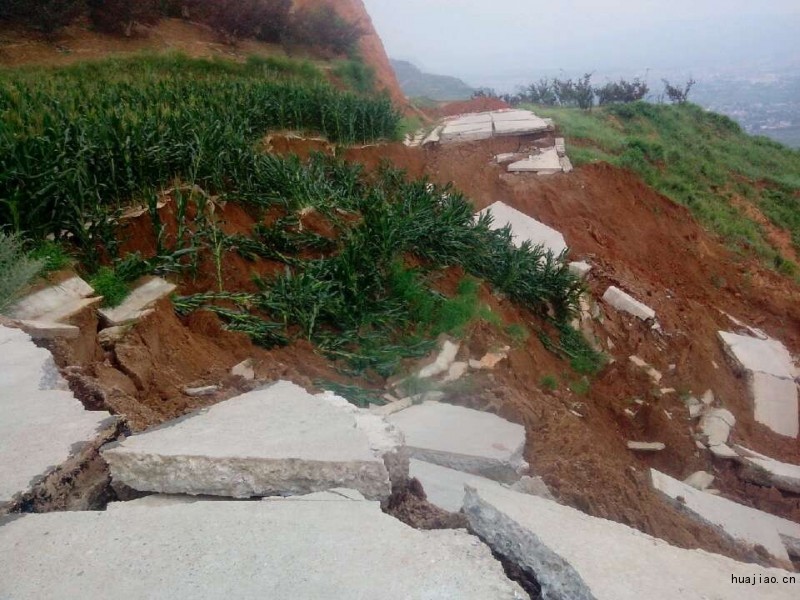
[293,0,406,106]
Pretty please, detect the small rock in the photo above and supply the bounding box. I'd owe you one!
[469,347,510,371]
[568,261,592,279]
[660,388,676,395]
[695,440,707,451]
[442,361,468,383]
[98,325,130,347]
[683,471,715,491]
[701,389,715,406]
[627,441,666,452]
[183,385,220,397]
[231,359,255,381]
[689,404,703,419]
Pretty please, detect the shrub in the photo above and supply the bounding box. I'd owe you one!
[333,58,375,94]
[186,0,290,43]
[90,267,129,307]
[595,78,649,105]
[0,232,43,314]
[88,0,161,35]
[662,78,696,104]
[286,5,364,55]
[1,0,84,35]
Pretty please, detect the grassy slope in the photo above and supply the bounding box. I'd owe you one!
[528,103,800,274]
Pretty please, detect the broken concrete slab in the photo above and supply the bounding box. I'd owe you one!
[0,495,525,599]
[102,381,406,501]
[478,201,568,257]
[16,319,80,340]
[464,480,797,600]
[507,148,563,174]
[555,137,566,156]
[603,286,656,321]
[718,331,798,438]
[700,408,736,446]
[410,459,501,513]
[418,340,460,379]
[750,372,798,438]
[495,152,519,164]
[442,360,468,383]
[99,277,176,327]
[718,331,797,380]
[440,115,494,143]
[568,261,592,278]
[231,358,256,380]
[651,469,800,563]
[684,471,715,490]
[493,115,550,136]
[183,385,219,397]
[469,347,509,370]
[560,155,574,173]
[735,446,800,494]
[627,441,665,452]
[629,355,663,383]
[709,443,740,460]
[422,124,443,145]
[0,325,117,512]
[387,401,528,483]
[7,275,94,321]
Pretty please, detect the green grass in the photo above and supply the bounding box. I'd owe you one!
[540,375,558,391]
[178,154,584,378]
[0,232,43,314]
[528,102,800,268]
[332,58,376,95]
[89,267,129,308]
[0,53,401,246]
[28,240,72,274]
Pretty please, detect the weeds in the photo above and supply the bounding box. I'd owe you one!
[90,267,129,308]
[0,232,43,314]
[540,375,558,391]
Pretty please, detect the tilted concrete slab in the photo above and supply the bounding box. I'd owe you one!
[718,331,798,437]
[507,148,563,174]
[493,115,550,136]
[718,331,797,379]
[478,201,568,256]
[0,496,525,599]
[440,121,494,143]
[99,277,176,326]
[464,481,797,600]
[0,325,117,511]
[16,319,80,340]
[102,381,406,501]
[735,446,800,494]
[750,372,798,438]
[410,459,504,513]
[387,401,528,483]
[651,469,800,563]
[603,286,656,321]
[7,275,94,321]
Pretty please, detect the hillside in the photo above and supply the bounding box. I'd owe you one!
[1,3,800,598]
[530,103,800,273]
[391,59,474,101]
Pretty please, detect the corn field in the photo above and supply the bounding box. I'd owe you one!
[0,55,400,240]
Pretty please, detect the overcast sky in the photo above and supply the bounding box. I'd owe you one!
[363,0,800,90]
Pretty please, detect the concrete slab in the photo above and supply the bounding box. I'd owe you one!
[418,340,460,378]
[16,319,80,340]
[387,401,528,483]
[684,471,715,490]
[603,286,656,321]
[422,125,443,145]
[507,148,562,174]
[464,480,797,600]
[102,381,406,501]
[478,201,568,256]
[410,459,502,513]
[750,372,799,438]
[99,277,176,326]
[0,497,525,599]
[489,109,540,122]
[493,116,550,136]
[568,261,592,278]
[7,275,94,321]
[0,325,116,511]
[718,331,798,438]
[735,446,800,494]
[555,137,566,156]
[651,469,800,562]
[700,408,735,446]
[560,155,574,173]
[718,331,797,379]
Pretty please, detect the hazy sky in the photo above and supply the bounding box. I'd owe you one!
[363,0,800,89]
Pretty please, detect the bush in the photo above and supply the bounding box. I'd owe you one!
[286,5,364,55]
[0,0,84,35]
[186,0,290,43]
[88,0,161,35]
[595,78,649,105]
[0,233,43,314]
[90,267,129,307]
